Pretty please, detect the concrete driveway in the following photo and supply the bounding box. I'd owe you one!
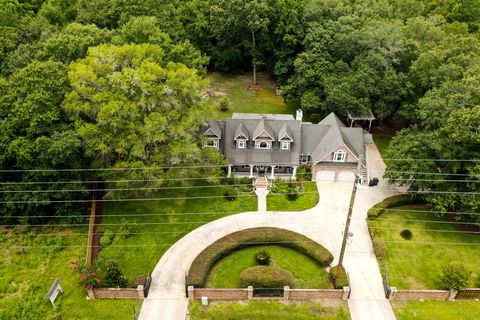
[139,144,399,320]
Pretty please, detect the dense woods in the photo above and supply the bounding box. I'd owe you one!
[0,0,479,221]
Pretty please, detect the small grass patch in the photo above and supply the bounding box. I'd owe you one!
[189,300,351,320]
[392,300,480,320]
[187,228,333,288]
[267,182,319,211]
[207,72,295,119]
[368,205,480,289]
[99,185,257,280]
[0,227,141,320]
[205,245,331,288]
[373,134,393,160]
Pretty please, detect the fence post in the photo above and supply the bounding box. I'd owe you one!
[447,289,458,301]
[342,286,350,300]
[283,286,290,300]
[388,287,397,300]
[86,288,96,299]
[187,286,194,302]
[247,286,253,300]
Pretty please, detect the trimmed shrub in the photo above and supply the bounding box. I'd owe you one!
[103,262,127,288]
[297,166,312,181]
[240,266,294,288]
[367,195,423,218]
[254,250,271,266]
[187,228,334,288]
[219,97,229,111]
[329,265,349,289]
[224,188,238,200]
[400,229,413,240]
[119,219,137,239]
[286,183,301,201]
[440,263,471,290]
[100,230,114,247]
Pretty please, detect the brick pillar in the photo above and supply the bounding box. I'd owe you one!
[342,286,350,300]
[187,286,195,302]
[283,286,290,300]
[247,286,253,300]
[137,285,145,299]
[447,289,458,301]
[86,288,95,299]
[389,287,397,300]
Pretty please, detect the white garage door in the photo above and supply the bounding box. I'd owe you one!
[338,171,355,182]
[315,170,335,182]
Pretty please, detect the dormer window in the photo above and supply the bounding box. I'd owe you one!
[281,141,290,150]
[237,139,246,149]
[256,140,271,149]
[203,138,219,149]
[333,150,346,162]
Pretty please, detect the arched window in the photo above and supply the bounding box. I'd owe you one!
[333,150,346,162]
[260,141,268,148]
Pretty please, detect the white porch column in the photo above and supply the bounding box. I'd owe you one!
[270,165,275,179]
[227,165,232,178]
[292,166,297,180]
[249,165,254,178]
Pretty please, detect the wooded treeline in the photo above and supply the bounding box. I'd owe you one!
[0,0,478,221]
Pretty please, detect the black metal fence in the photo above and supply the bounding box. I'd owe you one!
[144,273,152,298]
[382,273,391,298]
[253,287,284,297]
[455,289,480,300]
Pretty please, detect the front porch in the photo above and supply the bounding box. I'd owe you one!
[228,164,298,179]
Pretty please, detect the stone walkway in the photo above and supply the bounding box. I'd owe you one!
[138,143,399,320]
[254,187,269,212]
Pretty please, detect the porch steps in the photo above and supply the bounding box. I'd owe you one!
[360,168,368,185]
[256,176,268,189]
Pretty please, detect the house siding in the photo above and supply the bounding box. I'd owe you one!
[318,146,357,164]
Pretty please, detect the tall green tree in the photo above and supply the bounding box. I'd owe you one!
[62,44,223,191]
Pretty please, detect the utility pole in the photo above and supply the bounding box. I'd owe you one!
[335,175,360,287]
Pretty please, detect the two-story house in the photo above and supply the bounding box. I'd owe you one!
[203,110,370,181]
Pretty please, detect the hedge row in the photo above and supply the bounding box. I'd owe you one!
[328,265,349,289]
[367,195,424,218]
[187,228,334,288]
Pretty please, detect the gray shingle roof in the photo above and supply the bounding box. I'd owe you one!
[207,111,365,166]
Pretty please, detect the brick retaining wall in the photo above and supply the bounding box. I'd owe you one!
[388,287,454,301]
[188,287,250,300]
[87,285,145,299]
[288,288,345,300]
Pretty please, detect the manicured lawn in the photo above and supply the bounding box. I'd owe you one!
[207,72,295,119]
[373,134,393,159]
[368,205,480,289]
[189,300,351,320]
[392,300,480,320]
[205,245,331,288]
[0,227,141,320]
[98,185,257,279]
[267,182,319,211]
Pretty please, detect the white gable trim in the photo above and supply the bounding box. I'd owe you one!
[234,132,249,140]
[313,144,359,165]
[203,128,220,138]
[279,133,293,142]
[253,130,274,140]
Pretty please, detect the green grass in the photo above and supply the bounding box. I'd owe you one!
[0,227,141,320]
[368,205,480,289]
[267,182,319,211]
[373,134,393,159]
[205,245,331,288]
[207,72,295,119]
[189,300,351,320]
[392,300,480,320]
[98,185,257,279]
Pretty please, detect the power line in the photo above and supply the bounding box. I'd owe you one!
[369,218,479,225]
[378,208,480,216]
[0,158,478,173]
[368,227,480,234]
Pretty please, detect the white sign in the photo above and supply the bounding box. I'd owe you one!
[45,279,63,306]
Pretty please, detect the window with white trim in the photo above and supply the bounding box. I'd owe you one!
[203,139,219,149]
[237,139,246,149]
[281,141,290,150]
[300,154,308,164]
[256,140,271,149]
[333,150,346,162]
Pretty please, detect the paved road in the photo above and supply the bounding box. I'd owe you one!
[139,144,399,320]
